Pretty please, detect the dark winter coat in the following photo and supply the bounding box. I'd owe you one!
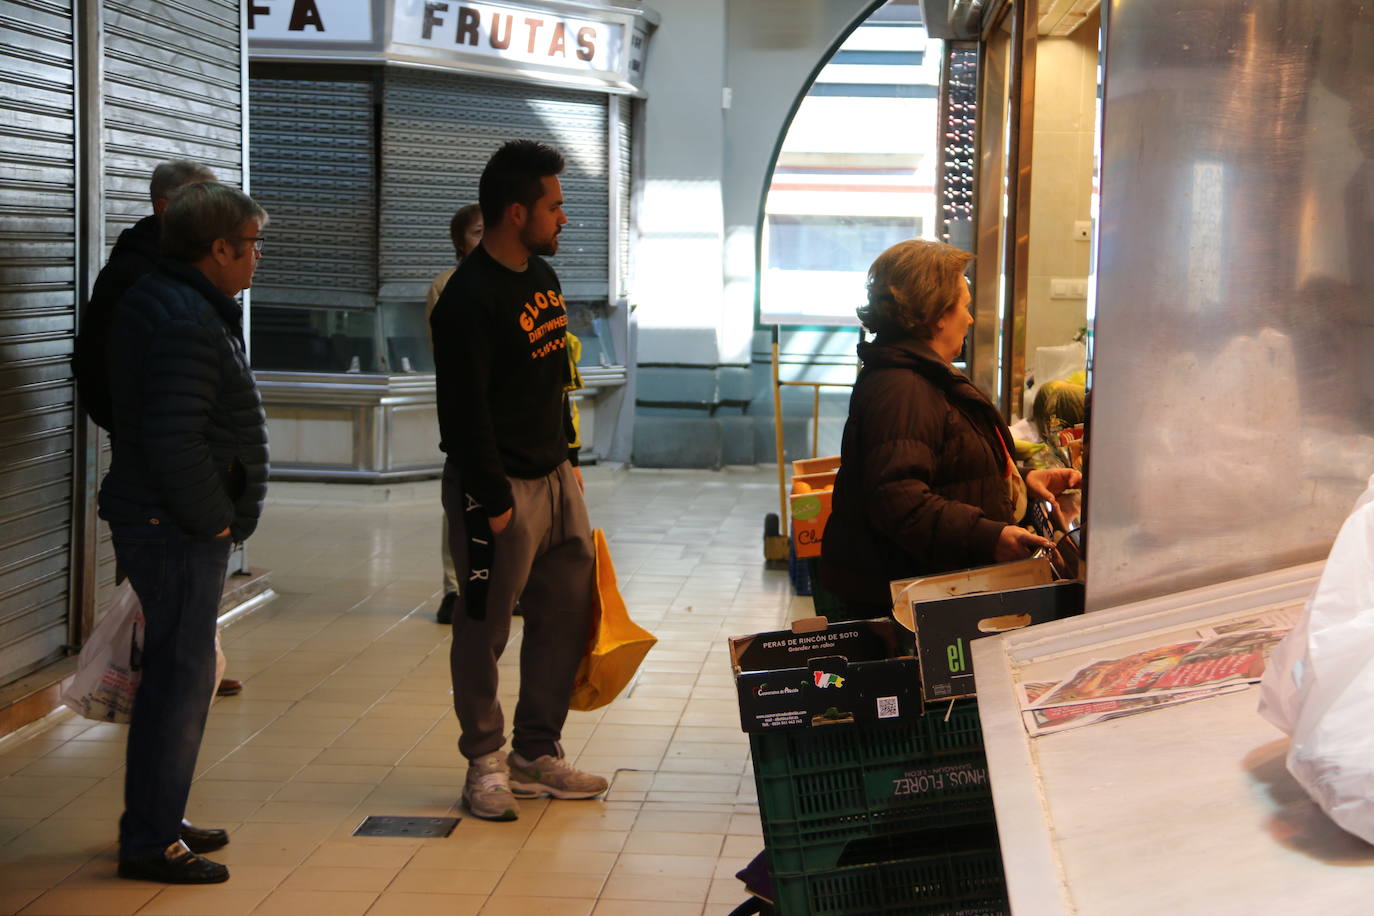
[98,259,269,542]
[820,336,1019,608]
[75,215,162,431]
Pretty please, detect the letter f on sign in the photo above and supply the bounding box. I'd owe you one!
[423,1,448,39]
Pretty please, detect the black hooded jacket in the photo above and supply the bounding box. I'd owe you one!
[820,336,1019,608]
[75,215,162,431]
[98,259,269,542]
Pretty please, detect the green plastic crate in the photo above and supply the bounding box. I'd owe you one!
[751,702,993,874]
[772,839,1008,916]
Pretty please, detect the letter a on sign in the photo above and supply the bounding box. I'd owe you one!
[290,0,325,31]
[247,0,372,41]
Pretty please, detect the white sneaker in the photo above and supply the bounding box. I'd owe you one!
[463,752,518,821]
[507,751,609,800]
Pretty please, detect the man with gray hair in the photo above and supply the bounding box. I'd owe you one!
[101,181,270,885]
[74,160,246,695]
[76,160,216,432]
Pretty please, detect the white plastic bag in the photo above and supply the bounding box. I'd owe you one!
[62,580,143,724]
[214,635,226,689]
[1259,473,1374,844]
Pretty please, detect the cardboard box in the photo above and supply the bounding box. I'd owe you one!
[729,617,921,731]
[790,471,837,559]
[911,580,1084,702]
[790,489,832,558]
[792,470,836,492]
[791,455,841,477]
[788,460,839,559]
[889,555,1055,631]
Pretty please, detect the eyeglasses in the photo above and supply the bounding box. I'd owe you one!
[234,236,265,253]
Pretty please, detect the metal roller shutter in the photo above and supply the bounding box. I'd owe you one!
[248,71,378,308]
[103,0,244,240]
[614,94,632,300]
[0,0,77,685]
[381,69,610,301]
[98,0,244,615]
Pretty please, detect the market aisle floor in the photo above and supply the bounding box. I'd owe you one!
[0,466,810,916]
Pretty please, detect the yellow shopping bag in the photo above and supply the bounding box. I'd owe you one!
[569,529,657,711]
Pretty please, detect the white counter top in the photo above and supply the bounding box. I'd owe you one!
[970,562,1374,915]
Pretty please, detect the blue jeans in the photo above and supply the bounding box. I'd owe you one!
[111,518,230,859]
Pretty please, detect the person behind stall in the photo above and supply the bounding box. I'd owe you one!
[426,203,484,624]
[820,240,1081,618]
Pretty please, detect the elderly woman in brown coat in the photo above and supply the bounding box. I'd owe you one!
[820,240,1080,616]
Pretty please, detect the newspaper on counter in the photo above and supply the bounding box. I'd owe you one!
[1017,607,1300,737]
[1199,604,1301,637]
[1022,685,1253,736]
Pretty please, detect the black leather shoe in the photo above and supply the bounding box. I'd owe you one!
[436,592,457,624]
[179,820,229,854]
[118,840,229,884]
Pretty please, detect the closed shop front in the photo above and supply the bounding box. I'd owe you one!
[0,1,247,691]
[0,0,80,687]
[247,0,654,479]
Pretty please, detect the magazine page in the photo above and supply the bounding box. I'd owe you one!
[1015,614,1299,736]
[1022,684,1252,737]
[1023,627,1293,710]
[1198,604,1302,638]
[1147,629,1289,692]
[1023,640,1203,708]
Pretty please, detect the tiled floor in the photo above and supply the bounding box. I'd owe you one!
[0,467,809,915]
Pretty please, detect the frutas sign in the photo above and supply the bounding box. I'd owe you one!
[248,1,621,72]
[397,1,622,72]
[248,0,374,41]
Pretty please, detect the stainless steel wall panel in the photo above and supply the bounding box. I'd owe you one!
[102,0,243,244]
[0,0,75,685]
[1085,0,1374,609]
[380,68,611,301]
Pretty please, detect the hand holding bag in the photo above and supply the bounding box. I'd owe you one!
[569,529,657,711]
[61,580,143,723]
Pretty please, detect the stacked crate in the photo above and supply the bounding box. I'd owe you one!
[749,701,1008,915]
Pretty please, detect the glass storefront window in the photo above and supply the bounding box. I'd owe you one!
[768,215,922,272]
[568,300,618,368]
[252,306,379,373]
[381,300,434,373]
[760,0,940,325]
[252,301,620,376]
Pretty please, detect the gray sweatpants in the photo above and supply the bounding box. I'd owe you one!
[441,460,595,761]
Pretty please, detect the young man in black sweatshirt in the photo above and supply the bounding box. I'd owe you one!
[430,140,607,821]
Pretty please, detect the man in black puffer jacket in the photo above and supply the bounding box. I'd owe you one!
[100,182,269,886]
[75,160,216,432]
[75,161,247,699]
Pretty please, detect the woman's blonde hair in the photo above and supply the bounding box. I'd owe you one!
[857,239,973,339]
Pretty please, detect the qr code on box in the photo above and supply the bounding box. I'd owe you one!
[877,696,899,719]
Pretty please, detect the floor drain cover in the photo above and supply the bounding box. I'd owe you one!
[352,815,460,838]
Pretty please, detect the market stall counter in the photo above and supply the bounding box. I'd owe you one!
[969,561,1374,915]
